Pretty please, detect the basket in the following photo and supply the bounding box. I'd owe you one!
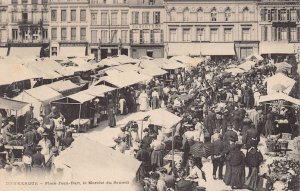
[282,133,292,140]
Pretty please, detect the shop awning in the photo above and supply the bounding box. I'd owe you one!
[259,92,300,106]
[47,80,80,96]
[0,97,29,111]
[84,85,115,97]
[168,43,236,56]
[0,64,42,86]
[59,47,86,57]
[260,42,296,54]
[9,47,41,58]
[0,47,8,57]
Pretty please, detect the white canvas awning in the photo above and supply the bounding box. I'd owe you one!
[93,72,152,88]
[54,136,141,184]
[264,73,296,95]
[139,67,168,77]
[0,64,42,86]
[59,47,86,57]
[260,42,295,54]
[259,92,300,106]
[168,43,235,56]
[84,85,115,97]
[47,80,80,96]
[68,91,96,104]
[146,108,182,129]
[9,47,41,58]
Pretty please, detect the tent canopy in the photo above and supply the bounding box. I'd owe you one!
[0,64,42,86]
[26,61,63,79]
[84,85,115,97]
[54,136,141,182]
[139,67,168,77]
[0,97,29,111]
[17,85,63,103]
[67,91,96,104]
[147,108,182,129]
[259,92,300,106]
[47,80,80,95]
[93,72,152,88]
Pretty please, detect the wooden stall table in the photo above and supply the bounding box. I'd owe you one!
[4,145,24,162]
[70,119,91,132]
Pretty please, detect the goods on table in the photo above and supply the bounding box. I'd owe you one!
[268,159,300,190]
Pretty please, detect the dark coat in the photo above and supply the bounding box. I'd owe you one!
[245,148,263,168]
[212,139,225,159]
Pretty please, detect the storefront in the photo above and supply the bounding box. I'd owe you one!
[259,42,298,62]
[90,45,130,61]
[51,42,88,58]
[131,45,164,59]
[234,41,259,59]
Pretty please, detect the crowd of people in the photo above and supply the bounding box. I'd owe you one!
[0,55,299,190]
[109,57,299,190]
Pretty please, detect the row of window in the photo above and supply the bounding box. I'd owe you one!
[261,27,300,42]
[90,11,160,26]
[91,12,127,26]
[90,0,127,4]
[11,11,48,22]
[169,7,251,22]
[83,29,163,44]
[51,27,87,41]
[169,28,251,42]
[51,9,86,22]
[261,9,300,22]
[11,28,48,40]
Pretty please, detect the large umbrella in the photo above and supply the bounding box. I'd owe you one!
[190,142,213,158]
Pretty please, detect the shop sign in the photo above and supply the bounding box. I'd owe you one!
[272,22,296,27]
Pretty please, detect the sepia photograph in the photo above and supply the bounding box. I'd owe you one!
[0,0,299,191]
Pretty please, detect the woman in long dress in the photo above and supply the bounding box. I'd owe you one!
[107,100,116,127]
[139,90,149,112]
[229,143,245,189]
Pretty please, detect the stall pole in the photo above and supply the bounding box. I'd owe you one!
[16,111,18,134]
[140,120,143,140]
[78,104,82,132]
[171,128,175,175]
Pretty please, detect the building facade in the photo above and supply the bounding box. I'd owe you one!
[6,0,49,57]
[164,0,259,59]
[257,0,300,59]
[89,0,130,60]
[49,0,90,57]
[128,0,165,59]
[0,1,8,48]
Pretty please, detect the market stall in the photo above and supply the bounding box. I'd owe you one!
[51,91,96,131]
[14,85,63,117]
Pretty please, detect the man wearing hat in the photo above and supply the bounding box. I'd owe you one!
[24,106,34,126]
[2,121,14,143]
